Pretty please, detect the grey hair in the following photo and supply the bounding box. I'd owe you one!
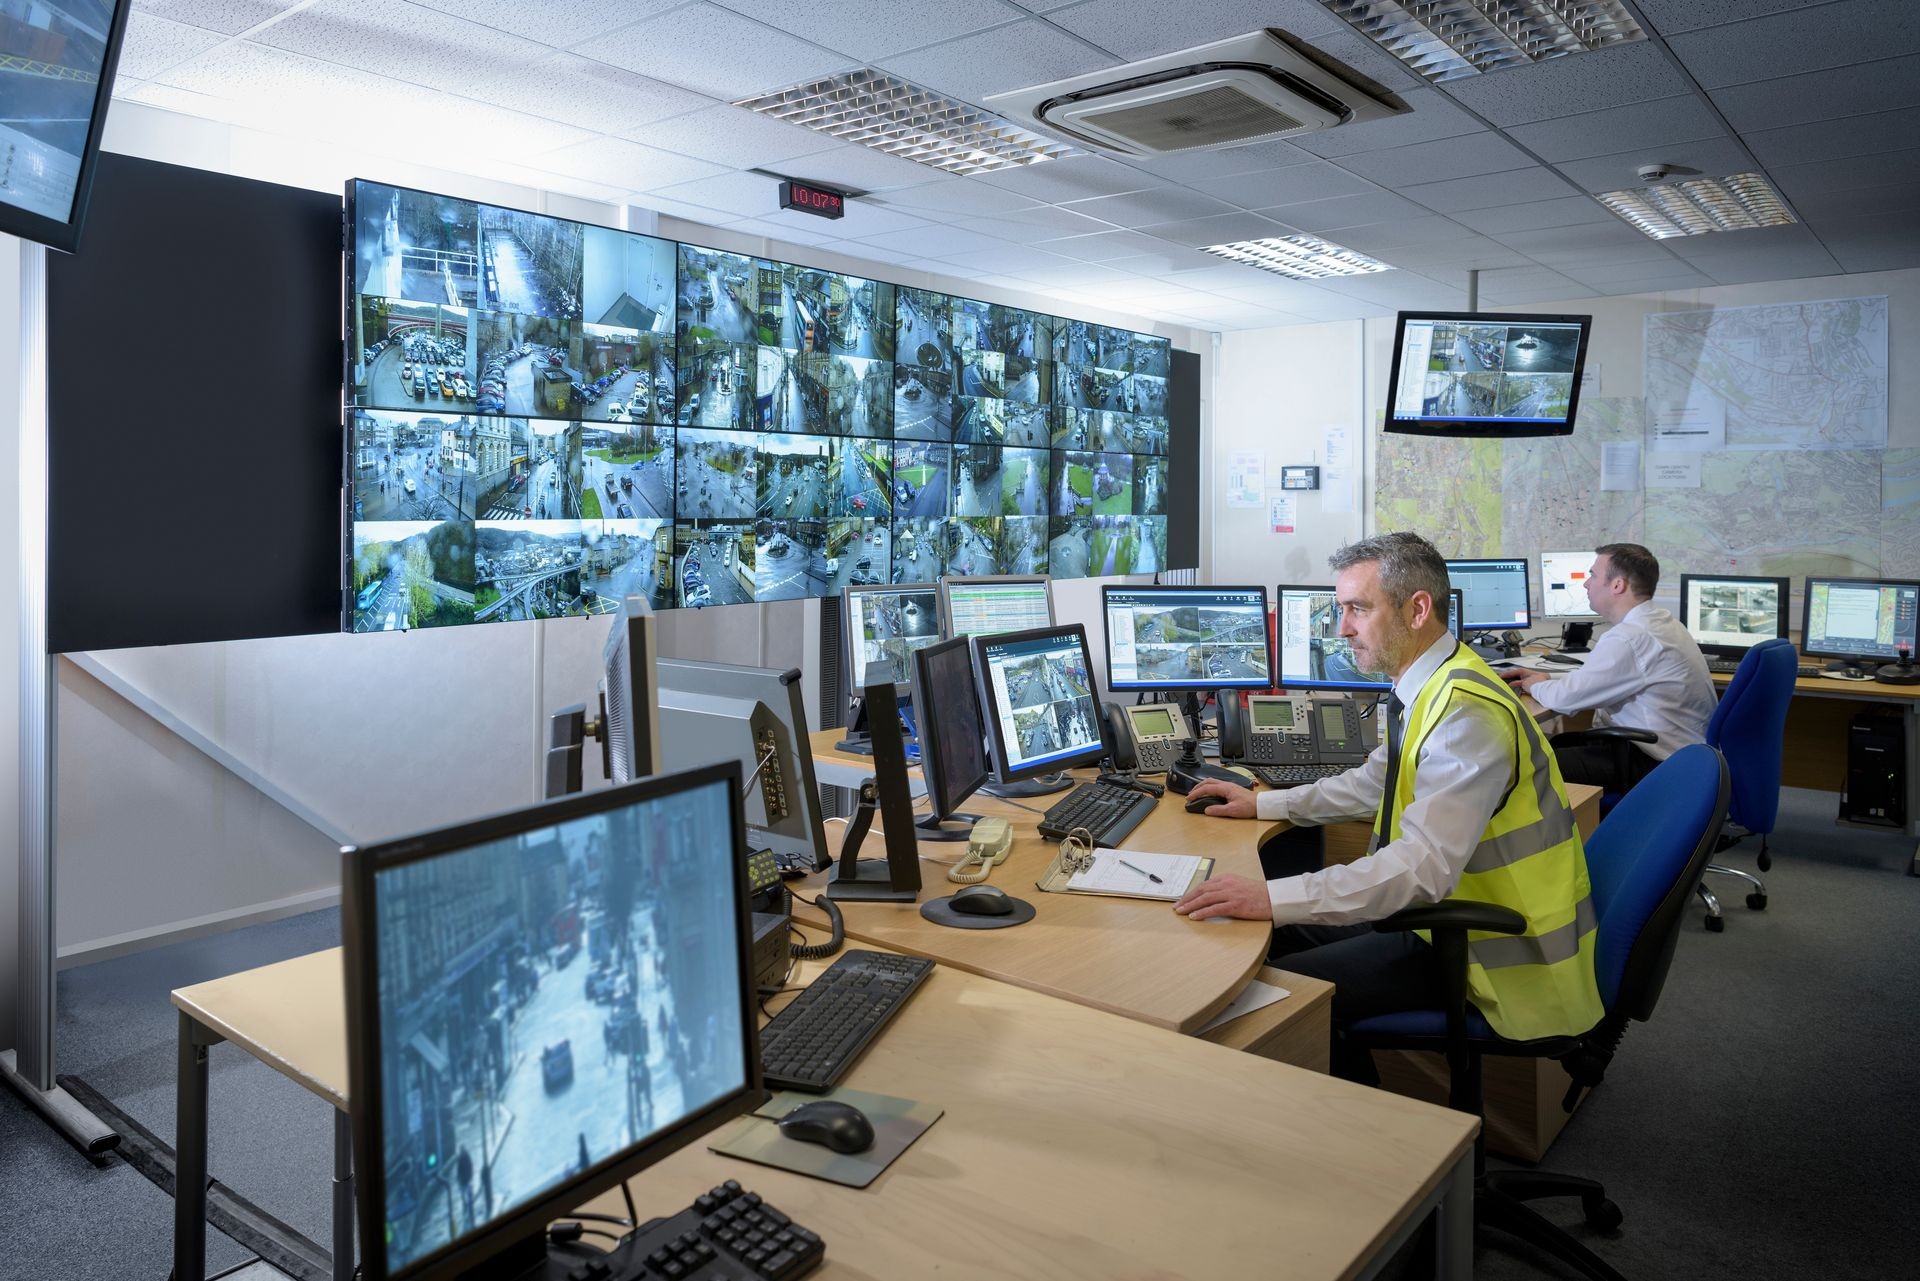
[1328,531,1452,622]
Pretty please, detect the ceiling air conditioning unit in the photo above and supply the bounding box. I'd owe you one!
[986,29,1404,156]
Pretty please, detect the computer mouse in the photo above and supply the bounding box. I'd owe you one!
[1185,794,1230,815]
[777,1100,875,1154]
[949,884,1016,916]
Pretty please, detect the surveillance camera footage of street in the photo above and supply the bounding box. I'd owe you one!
[343,179,1182,632]
[1390,316,1587,428]
[366,781,747,1276]
[0,0,120,229]
[1105,589,1271,688]
[982,633,1101,772]
[848,587,942,689]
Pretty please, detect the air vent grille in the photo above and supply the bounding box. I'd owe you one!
[1079,84,1304,151]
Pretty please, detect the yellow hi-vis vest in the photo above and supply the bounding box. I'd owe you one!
[1374,645,1606,1042]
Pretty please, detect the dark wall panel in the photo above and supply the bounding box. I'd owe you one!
[47,153,342,653]
[1167,347,1200,571]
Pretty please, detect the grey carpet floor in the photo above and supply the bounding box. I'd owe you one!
[3,788,1914,1280]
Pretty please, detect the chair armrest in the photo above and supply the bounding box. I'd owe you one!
[1550,725,1657,750]
[1372,900,1526,936]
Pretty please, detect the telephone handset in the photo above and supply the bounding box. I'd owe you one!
[1103,700,1190,775]
[1223,693,1376,765]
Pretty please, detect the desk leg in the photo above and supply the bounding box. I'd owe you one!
[1434,1148,1474,1280]
[332,1110,354,1281]
[174,1010,216,1281]
[1906,703,1920,869]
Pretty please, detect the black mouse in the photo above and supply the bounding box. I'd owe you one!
[777,1100,875,1154]
[1185,793,1230,815]
[949,885,1016,916]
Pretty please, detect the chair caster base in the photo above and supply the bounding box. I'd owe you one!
[1746,892,1767,911]
[1704,913,1725,932]
[1757,851,1772,872]
[1584,1196,1624,1232]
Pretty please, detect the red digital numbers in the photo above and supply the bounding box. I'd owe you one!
[780,181,846,220]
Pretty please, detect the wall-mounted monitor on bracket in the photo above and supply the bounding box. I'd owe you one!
[1384,311,1592,438]
[0,1,133,253]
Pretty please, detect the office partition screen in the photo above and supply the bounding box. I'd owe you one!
[344,179,1182,633]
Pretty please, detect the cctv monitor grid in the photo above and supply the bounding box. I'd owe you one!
[1392,317,1585,425]
[345,180,1174,632]
[1103,588,1272,690]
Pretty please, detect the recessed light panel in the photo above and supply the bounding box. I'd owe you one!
[1201,233,1392,279]
[735,70,1080,177]
[1320,0,1645,83]
[1595,173,1798,239]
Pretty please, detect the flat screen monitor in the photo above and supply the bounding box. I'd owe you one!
[1277,585,1463,692]
[939,574,1053,639]
[910,636,990,837]
[1678,574,1790,658]
[843,582,941,694]
[1803,576,1920,665]
[1540,551,1600,620]
[1101,584,1272,691]
[1446,558,1532,631]
[1384,312,1592,438]
[0,1,131,252]
[972,624,1106,781]
[342,763,759,1281]
[600,596,661,782]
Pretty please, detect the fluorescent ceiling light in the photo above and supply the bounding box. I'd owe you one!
[1595,173,1798,239]
[1320,0,1645,83]
[1200,233,1392,279]
[735,70,1079,177]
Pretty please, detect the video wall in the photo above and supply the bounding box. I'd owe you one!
[344,180,1176,632]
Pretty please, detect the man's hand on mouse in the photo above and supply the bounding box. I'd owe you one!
[1174,873,1270,922]
[1186,779,1255,817]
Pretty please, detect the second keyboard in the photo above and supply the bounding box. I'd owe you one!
[760,949,933,1093]
[1035,780,1158,846]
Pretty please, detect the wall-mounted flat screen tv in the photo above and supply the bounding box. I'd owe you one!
[1383,311,1592,438]
[0,0,132,252]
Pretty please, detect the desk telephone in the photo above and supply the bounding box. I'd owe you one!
[1101,701,1192,774]
[1219,693,1376,766]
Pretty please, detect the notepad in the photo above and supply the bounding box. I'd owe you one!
[1063,850,1208,901]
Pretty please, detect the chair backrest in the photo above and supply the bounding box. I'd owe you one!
[1582,744,1730,1019]
[1704,638,1796,835]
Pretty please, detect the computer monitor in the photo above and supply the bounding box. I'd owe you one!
[972,624,1107,782]
[1276,585,1464,692]
[939,574,1053,639]
[1101,584,1272,692]
[1446,558,1532,631]
[1803,576,1920,669]
[342,762,759,1281]
[601,595,662,782]
[1540,551,1599,620]
[1678,574,1790,658]
[909,637,991,840]
[1383,311,1592,438]
[842,582,942,694]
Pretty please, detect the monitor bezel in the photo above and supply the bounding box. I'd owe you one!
[1445,557,1534,631]
[1677,573,1791,658]
[1382,310,1592,439]
[1801,575,1920,662]
[841,580,941,697]
[1099,583,1274,692]
[1539,550,1601,620]
[342,762,763,1281]
[937,573,1055,639]
[911,635,991,820]
[0,1,134,253]
[971,622,1108,781]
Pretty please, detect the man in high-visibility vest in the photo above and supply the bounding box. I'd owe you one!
[1180,532,1605,1083]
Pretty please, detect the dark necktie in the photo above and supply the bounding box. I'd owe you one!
[1376,693,1407,845]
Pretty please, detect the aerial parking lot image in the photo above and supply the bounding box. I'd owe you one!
[476,313,584,418]
[473,521,590,622]
[677,429,757,520]
[354,182,481,307]
[350,520,476,632]
[582,425,671,521]
[674,522,754,608]
[575,326,666,425]
[355,298,477,413]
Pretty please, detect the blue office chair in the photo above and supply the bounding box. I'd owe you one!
[1345,743,1730,1281]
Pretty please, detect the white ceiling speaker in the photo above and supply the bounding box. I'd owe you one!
[985,29,1405,156]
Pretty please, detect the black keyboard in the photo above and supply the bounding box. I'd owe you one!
[567,1178,824,1281]
[760,949,933,1092]
[1247,762,1357,788]
[1705,658,1822,678]
[1035,780,1158,846]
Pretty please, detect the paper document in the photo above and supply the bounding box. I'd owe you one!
[1600,441,1640,491]
[1065,850,1205,901]
[1197,980,1292,1035]
[1646,452,1702,488]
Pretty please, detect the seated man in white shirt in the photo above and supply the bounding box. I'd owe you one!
[1176,532,1603,1084]
[1501,543,1716,794]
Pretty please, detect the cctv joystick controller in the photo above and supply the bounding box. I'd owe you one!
[1876,646,1920,685]
[1168,737,1251,796]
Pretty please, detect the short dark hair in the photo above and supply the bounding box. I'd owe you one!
[1329,532,1451,622]
[1595,543,1659,597]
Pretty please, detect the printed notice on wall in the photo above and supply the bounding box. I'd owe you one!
[1321,425,1354,514]
[1646,452,1702,489]
[1600,440,1641,492]
[1228,451,1265,507]
[1649,397,1726,452]
[1269,494,1296,534]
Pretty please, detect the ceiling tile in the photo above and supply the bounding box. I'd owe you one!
[409,0,673,44]
[1494,220,1665,259]
[1503,96,1729,164]
[1552,138,1760,194]
[854,223,1014,256]
[1795,179,1920,220]
[1046,0,1348,60]
[1139,212,1293,248]
[722,215,840,246]
[800,200,936,239]
[1318,272,1468,309]
[1018,260,1130,287]
[877,17,1116,105]
[872,182,1039,216]
[1563,258,1712,286]
[1692,248,1847,284]
[1665,1,1920,89]
[1188,161,1380,208]
[1060,185,1239,225]
[589,2,851,101]
[470,53,716,134]
[953,204,1121,238]
[1400,166,1579,214]
[785,143,958,193]
[118,12,226,80]
[1630,0,1830,37]
[1814,209,1920,272]
[1327,217,1479,254]
[130,0,309,36]
[253,0,552,93]
[1372,239,1533,271]
[639,103,844,169]
[934,243,1078,273]
[1295,24,1427,93]
[1116,137,1318,182]
[639,194,749,225]
[1438,41,1695,127]
[1771,148,1920,201]
[1710,53,1920,131]
[1294,89,1485,158]
[1036,227,1182,260]
[1448,195,1618,235]
[1658,222,1829,259]
[1570,271,1713,295]
[975,153,1158,202]
[1255,189,1429,231]
[542,138,732,193]
[1099,244,1226,273]
[1477,283,1598,304]
[712,0,1025,62]
[1745,107,1920,168]
[1334,132,1534,187]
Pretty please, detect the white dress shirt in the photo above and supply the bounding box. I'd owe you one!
[1252,633,1518,927]
[1525,602,1715,760]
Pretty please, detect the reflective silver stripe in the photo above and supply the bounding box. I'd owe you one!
[1431,669,1581,874]
[1469,896,1597,971]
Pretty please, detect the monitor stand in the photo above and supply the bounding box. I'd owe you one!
[833,696,873,755]
[915,813,979,842]
[982,772,1071,799]
[826,681,923,902]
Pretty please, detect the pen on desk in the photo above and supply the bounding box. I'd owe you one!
[1117,858,1163,884]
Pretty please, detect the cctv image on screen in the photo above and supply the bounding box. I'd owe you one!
[848,586,941,689]
[1393,318,1582,425]
[351,521,475,632]
[369,779,747,1275]
[980,631,1100,773]
[675,521,754,608]
[0,0,115,224]
[1686,579,1783,650]
[1105,587,1268,687]
[1278,590,1384,687]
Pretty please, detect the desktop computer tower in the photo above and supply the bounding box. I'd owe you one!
[1841,710,1905,829]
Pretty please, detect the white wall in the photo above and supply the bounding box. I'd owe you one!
[3,237,23,1037]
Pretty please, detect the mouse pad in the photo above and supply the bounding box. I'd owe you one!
[920,893,1037,928]
[708,1088,942,1188]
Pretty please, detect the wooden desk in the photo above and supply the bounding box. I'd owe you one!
[174,949,1477,1281]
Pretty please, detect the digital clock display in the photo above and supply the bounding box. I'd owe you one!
[779,180,846,220]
